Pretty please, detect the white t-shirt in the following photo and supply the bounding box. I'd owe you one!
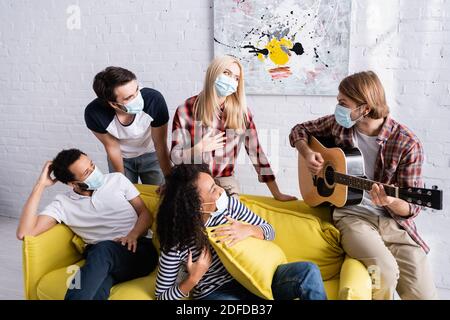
[84,88,169,159]
[353,129,385,215]
[39,173,140,244]
[107,112,155,158]
[353,129,379,181]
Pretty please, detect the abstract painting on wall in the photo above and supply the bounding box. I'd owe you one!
[214,0,352,95]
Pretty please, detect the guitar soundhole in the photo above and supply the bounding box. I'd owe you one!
[324,166,335,187]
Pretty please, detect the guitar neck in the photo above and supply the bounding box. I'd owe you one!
[333,172,399,198]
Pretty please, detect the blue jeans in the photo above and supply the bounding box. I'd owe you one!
[108,152,164,185]
[65,238,158,300]
[201,262,327,300]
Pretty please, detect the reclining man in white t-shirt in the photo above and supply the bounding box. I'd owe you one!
[17,149,158,300]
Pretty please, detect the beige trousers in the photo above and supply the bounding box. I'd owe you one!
[333,208,437,300]
[214,176,240,199]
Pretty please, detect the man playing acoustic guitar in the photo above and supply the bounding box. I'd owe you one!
[289,71,437,300]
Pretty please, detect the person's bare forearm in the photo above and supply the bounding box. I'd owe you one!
[128,210,151,238]
[155,145,172,178]
[179,276,198,296]
[17,182,45,239]
[106,147,124,173]
[250,225,265,240]
[266,180,281,197]
[295,140,313,158]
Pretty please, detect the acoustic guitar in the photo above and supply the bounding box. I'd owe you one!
[298,136,443,210]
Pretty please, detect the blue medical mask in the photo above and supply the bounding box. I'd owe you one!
[123,90,144,114]
[215,74,238,97]
[202,191,229,218]
[83,166,105,190]
[334,104,364,129]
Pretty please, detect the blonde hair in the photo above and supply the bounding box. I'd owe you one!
[338,71,390,119]
[194,55,248,130]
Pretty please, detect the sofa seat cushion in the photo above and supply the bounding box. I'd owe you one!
[36,260,158,300]
[323,278,339,300]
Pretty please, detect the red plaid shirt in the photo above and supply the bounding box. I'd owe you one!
[289,115,429,253]
[171,96,275,183]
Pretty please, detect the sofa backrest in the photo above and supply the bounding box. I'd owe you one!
[239,198,344,280]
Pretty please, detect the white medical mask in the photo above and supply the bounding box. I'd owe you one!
[123,90,144,114]
[334,104,365,129]
[215,74,238,97]
[82,166,105,190]
[202,191,229,218]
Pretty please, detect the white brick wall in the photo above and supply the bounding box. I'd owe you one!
[0,0,449,296]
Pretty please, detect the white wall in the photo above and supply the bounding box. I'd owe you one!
[0,0,449,296]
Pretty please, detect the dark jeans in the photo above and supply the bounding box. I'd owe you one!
[201,262,327,300]
[108,152,164,185]
[65,237,158,300]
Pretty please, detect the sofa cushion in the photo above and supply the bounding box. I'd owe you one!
[207,225,287,300]
[238,198,344,281]
[135,184,162,252]
[37,260,85,300]
[37,260,158,300]
[323,278,339,300]
[36,259,340,300]
[135,184,160,221]
[240,194,333,223]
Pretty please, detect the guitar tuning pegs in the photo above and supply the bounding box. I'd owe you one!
[432,185,438,190]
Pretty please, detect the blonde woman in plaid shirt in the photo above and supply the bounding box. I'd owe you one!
[290,71,437,300]
[171,55,296,201]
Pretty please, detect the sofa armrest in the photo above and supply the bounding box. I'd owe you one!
[23,224,82,300]
[338,255,372,300]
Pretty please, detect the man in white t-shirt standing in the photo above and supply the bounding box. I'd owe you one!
[16,149,158,300]
[85,66,172,185]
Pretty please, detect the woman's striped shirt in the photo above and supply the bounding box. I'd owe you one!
[155,196,275,300]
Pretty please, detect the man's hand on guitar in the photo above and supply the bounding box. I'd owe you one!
[306,151,324,175]
[370,183,395,207]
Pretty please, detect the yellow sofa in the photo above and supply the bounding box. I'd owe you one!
[22,185,372,300]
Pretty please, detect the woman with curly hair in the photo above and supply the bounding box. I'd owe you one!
[155,164,327,300]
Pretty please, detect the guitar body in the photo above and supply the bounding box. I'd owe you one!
[298,136,365,207]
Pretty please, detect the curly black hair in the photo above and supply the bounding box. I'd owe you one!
[157,164,212,253]
[51,149,86,184]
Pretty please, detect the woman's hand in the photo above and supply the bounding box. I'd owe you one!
[186,248,212,284]
[212,216,262,247]
[194,131,226,154]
